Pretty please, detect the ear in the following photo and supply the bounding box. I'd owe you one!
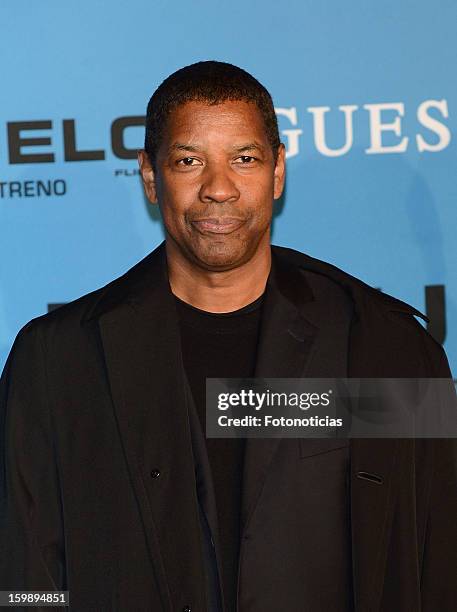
[138,149,158,204]
[273,143,286,200]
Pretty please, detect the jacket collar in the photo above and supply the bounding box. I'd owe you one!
[82,241,427,325]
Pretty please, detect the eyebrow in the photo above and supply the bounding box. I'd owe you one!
[167,141,266,155]
[168,143,200,154]
[233,142,266,154]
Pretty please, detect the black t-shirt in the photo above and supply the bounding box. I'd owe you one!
[175,293,264,612]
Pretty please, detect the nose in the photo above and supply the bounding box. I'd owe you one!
[199,163,240,204]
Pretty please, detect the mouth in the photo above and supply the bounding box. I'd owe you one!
[190,217,246,235]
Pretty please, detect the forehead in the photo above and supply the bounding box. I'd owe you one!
[163,99,269,144]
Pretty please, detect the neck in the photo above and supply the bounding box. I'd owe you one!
[165,239,271,313]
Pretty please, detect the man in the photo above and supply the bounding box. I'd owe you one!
[1,61,456,612]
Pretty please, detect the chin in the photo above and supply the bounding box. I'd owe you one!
[192,243,249,271]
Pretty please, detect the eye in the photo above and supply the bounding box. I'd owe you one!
[235,155,257,164]
[176,157,201,166]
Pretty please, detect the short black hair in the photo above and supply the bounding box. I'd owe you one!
[144,60,280,168]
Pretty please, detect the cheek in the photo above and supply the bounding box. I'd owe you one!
[242,175,274,204]
[159,186,194,228]
[245,185,274,223]
[157,170,192,202]
[160,204,190,236]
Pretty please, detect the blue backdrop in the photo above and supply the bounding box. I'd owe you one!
[1,1,456,375]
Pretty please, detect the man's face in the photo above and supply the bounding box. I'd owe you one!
[139,99,285,271]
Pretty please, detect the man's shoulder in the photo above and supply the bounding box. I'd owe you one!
[272,244,450,377]
[272,243,426,319]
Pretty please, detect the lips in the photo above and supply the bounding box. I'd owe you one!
[191,217,245,234]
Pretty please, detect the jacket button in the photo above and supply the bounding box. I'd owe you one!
[150,469,161,478]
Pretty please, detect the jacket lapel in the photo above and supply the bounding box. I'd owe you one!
[87,242,206,612]
[241,248,353,533]
[240,252,314,533]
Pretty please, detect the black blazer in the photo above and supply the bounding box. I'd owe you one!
[1,241,456,611]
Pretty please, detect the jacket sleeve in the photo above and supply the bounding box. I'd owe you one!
[0,320,66,592]
[421,344,457,610]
